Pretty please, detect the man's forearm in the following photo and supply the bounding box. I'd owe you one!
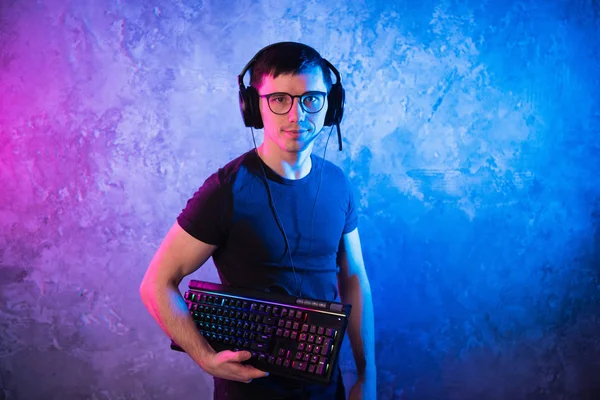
[140,281,215,368]
[339,275,377,380]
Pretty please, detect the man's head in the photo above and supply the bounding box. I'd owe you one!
[247,42,333,155]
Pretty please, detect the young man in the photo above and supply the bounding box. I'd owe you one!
[140,42,376,399]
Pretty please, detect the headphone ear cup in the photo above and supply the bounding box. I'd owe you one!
[325,83,345,126]
[246,86,263,129]
[239,86,253,127]
[239,85,263,128]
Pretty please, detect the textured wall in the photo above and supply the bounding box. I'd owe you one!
[1,0,599,399]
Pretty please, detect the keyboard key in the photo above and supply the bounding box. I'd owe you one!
[292,322,300,330]
[317,327,325,335]
[295,310,303,319]
[315,336,324,345]
[301,324,309,333]
[292,361,308,371]
[250,342,268,352]
[308,364,316,373]
[290,331,298,340]
[316,361,326,375]
[257,334,270,343]
[297,343,305,351]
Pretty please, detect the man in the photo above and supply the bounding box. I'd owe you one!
[140,42,376,399]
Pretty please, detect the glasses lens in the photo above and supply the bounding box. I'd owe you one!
[268,94,292,114]
[301,93,325,113]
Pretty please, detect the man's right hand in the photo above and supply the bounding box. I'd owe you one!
[201,349,270,383]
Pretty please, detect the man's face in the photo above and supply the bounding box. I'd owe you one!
[256,67,328,154]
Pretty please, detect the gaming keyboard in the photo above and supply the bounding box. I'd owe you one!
[171,280,352,385]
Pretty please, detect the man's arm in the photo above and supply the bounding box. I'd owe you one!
[140,222,268,382]
[337,227,377,394]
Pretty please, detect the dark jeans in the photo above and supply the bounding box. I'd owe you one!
[213,366,346,400]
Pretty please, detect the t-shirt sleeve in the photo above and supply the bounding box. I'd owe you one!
[343,177,358,234]
[176,171,231,246]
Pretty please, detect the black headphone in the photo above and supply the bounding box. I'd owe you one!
[237,42,345,150]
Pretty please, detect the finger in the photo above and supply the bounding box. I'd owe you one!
[228,350,252,362]
[242,365,269,379]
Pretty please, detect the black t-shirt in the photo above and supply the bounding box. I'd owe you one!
[177,149,357,301]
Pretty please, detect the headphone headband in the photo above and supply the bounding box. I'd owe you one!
[238,43,342,91]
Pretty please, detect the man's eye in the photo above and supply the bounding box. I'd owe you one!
[271,96,287,103]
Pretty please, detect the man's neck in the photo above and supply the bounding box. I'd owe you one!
[257,144,313,180]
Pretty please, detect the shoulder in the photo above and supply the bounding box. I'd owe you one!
[206,150,259,188]
[216,150,257,181]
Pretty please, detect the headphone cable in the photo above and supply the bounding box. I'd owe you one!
[296,124,335,297]
[250,124,336,298]
[250,128,300,296]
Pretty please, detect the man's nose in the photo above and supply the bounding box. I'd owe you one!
[288,98,306,122]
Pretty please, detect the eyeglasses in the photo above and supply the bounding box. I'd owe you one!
[258,91,327,115]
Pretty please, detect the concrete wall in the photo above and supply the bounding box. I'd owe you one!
[1,0,599,399]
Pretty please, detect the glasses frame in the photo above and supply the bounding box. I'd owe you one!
[258,91,328,115]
